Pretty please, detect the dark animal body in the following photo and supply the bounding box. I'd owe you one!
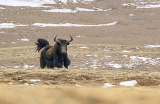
[35,35,73,69]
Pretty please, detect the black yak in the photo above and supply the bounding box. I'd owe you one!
[35,35,73,69]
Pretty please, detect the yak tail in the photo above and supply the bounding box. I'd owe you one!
[35,38,49,52]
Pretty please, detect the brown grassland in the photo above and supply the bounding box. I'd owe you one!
[0,45,160,104]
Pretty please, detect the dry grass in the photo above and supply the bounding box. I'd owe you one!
[0,85,160,104]
[0,44,160,70]
[0,45,160,104]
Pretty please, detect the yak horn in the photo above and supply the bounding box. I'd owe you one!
[54,35,59,43]
[68,35,73,42]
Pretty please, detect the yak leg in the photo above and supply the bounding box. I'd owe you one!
[64,58,70,68]
[46,59,54,68]
[53,55,63,68]
[63,54,70,68]
[40,55,46,69]
[53,60,63,68]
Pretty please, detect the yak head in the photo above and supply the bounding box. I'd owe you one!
[54,35,73,54]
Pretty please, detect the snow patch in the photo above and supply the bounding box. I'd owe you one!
[0,0,96,7]
[119,80,137,86]
[106,62,122,68]
[122,1,160,9]
[79,46,89,49]
[23,65,35,69]
[30,79,41,82]
[122,50,131,52]
[42,9,77,13]
[0,7,5,9]
[0,23,28,29]
[13,66,20,68]
[103,83,115,88]
[1,42,6,44]
[8,82,13,85]
[76,7,110,12]
[24,83,30,85]
[24,83,34,85]
[11,42,17,44]
[129,14,134,16]
[18,38,30,41]
[145,45,160,48]
[75,84,82,87]
[76,35,86,37]
[0,0,56,7]
[137,4,160,8]
[0,66,7,69]
[33,21,118,27]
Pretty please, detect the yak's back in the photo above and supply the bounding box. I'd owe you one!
[45,43,59,60]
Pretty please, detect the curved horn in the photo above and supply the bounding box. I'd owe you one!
[54,35,58,43]
[68,35,73,42]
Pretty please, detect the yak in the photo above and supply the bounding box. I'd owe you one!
[35,35,73,69]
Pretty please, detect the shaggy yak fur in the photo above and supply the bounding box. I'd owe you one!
[35,35,73,69]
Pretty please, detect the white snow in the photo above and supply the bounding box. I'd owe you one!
[103,83,115,88]
[79,46,89,49]
[72,0,78,3]
[0,23,28,29]
[122,55,160,69]
[76,7,97,11]
[75,84,82,87]
[122,50,131,52]
[106,62,122,68]
[32,21,118,27]
[8,82,13,85]
[0,66,7,69]
[30,79,41,82]
[119,80,137,86]
[76,7,111,12]
[23,64,35,69]
[129,14,134,16]
[122,1,160,9]
[24,83,34,85]
[137,4,160,8]
[1,42,6,44]
[145,45,160,48]
[0,0,96,7]
[84,0,95,1]
[91,59,98,69]
[42,9,77,13]
[11,42,17,44]
[0,7,5,9]
[13,66,20,68]
[76,35,86,37]
[0,31,5,34]
[0,0,56,7]
[0,23,16,28]
[24,83,30,85]
[18,38,30,41]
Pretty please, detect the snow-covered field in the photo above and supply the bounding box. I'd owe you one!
[122,0,160,9]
